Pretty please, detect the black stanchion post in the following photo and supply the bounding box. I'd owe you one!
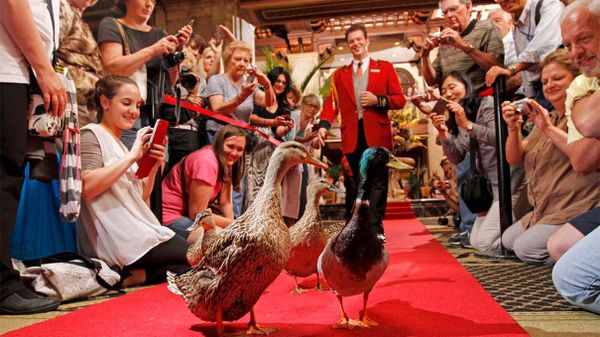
[475,76,517,260]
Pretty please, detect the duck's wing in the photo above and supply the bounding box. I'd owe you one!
[199,221,259,274]
[324,221,345,240]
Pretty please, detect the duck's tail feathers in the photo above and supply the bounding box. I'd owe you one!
[166,271,183,296]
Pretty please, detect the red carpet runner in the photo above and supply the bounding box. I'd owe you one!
[5,219,527,337]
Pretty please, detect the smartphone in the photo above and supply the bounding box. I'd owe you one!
[311,124,320,132]
[411,94,427,106]
[175,19,194,37]
[245,64,256,84]
[214,27,224,45]
[431,97,449,115]
[135,119,169,179]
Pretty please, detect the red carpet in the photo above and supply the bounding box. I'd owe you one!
[384,201,416,219]
[5,219,527,337]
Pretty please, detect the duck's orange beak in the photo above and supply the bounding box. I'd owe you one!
[304,155,328,169]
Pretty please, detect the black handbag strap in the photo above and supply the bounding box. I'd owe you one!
[468,136,485,175]
[40,252,121,291]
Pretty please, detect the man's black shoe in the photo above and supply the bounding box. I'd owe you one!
[0,288,59,315]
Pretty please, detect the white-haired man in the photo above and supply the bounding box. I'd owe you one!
[550,0,600,315]
[421,0,504,92]
[486,0,565,107]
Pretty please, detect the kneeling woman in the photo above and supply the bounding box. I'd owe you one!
[79,76,190,287]
[162,125,247,243]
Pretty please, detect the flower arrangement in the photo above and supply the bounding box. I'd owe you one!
[389,102,426,156]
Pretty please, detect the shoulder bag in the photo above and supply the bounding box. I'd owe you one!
[115,19,148,102]
[460,136,494,214]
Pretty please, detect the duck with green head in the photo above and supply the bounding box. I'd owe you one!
[318,147,401,329]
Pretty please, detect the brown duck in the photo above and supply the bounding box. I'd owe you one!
[285,177,338,293]
[168,141,326,337]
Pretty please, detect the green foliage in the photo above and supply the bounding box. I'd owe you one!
[407,159,428,199]
[320,74,332,100]
[260,47,334,96]
[259,47,291,78]
[301,52,334,92]
[325,164,343,183]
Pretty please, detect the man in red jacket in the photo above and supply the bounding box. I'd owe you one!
[317,24,405,241]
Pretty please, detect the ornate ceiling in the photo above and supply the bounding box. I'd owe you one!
[240,0,495,26]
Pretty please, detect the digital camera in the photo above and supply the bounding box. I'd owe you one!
[511,98,530,115]
[164,51,186,68]
[431,31,442,42]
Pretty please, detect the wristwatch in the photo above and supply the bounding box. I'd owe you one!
[464,43,474,54]
[466,122,474,132]
[509,64,517,75]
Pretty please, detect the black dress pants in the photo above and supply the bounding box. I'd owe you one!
[0,83,29,299]
[343,119,389,235]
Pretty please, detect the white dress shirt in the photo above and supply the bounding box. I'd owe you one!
[513,0,564,97]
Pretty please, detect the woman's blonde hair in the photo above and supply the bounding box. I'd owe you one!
[539,48,581,79]
[222,41,253,69]
[301,93,321,109]
[198,47,216,78]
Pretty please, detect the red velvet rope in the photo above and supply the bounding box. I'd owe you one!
[162,94,282,146]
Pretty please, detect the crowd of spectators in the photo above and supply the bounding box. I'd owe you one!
[0,0,598,318]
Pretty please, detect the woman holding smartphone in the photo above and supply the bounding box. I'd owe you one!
[204,41,275,217]
[244,67,295,212]
[423,71,524,252]
[79,76,189,287]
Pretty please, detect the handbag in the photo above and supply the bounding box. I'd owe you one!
[460,137,494,214]
[115,19,148,101]
[27,95,65,138]
[21,253,121,302]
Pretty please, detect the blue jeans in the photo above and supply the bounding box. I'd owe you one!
[166,216,194,239]
[553,225,600,314]
[456,154,476,233]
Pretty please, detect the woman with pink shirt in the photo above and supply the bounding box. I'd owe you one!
[162,125,247,243]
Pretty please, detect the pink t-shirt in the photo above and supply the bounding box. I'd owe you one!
[162,146,222,224]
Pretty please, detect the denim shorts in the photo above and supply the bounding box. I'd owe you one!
[166,216,195,239]
[570,207,600,236]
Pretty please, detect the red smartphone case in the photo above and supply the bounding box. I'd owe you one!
[135,119,169,179]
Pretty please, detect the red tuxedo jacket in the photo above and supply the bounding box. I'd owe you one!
[321,58,405,154]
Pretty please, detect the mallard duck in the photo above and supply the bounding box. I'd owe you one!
[317,147,398,329]
[285,177,338,294]
[185,209,223,267]
[168,141,327,337]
